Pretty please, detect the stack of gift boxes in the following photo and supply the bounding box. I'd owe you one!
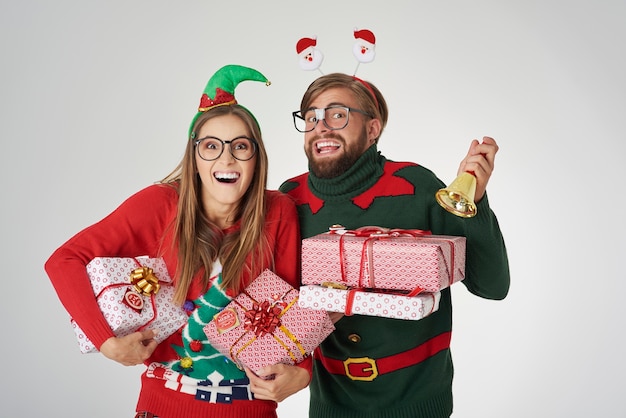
[76,258,335,374]
[298,226,466,321]
[75,224,465,371]
[205,225,467,371]
[75,255,335,375]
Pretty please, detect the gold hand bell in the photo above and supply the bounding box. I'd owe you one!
[435,171,477,218]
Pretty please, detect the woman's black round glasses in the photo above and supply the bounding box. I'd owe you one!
[194,136,258,161]
[292,106,374,133]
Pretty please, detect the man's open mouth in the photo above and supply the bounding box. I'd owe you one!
[316,140,340,154]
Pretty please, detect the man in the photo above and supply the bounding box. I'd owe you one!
[279,73,510,418]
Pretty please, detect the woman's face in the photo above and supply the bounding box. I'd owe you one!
[195,113,256,225]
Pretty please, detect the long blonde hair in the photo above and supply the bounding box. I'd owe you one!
[161,105,270,304]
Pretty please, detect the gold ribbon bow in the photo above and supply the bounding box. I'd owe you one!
[129,267,161,296]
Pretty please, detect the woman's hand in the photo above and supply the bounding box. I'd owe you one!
[99,329,158,366]
[245,364,310,402]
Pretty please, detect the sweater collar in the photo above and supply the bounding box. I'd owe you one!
[307,145,385,200]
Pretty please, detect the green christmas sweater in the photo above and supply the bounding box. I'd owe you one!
[280,145,510,418]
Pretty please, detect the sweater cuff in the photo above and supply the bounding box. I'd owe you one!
[296,355,313,385]
[473,192,493,221]
[85,320,117,350]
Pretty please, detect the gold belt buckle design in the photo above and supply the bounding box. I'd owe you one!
[343,357,379,381]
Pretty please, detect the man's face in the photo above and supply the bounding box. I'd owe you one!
[303,87,376,179]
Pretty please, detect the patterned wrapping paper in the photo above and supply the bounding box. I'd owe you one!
[203,269,335,374]
[72,256,188,353]
[301,228,466,294]
[299,285,441,321]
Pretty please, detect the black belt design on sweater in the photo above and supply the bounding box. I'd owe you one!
[316,331,452,381]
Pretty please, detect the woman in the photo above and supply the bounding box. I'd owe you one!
[45,65,311,418]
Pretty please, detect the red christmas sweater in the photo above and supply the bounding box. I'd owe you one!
[45,184,306,418]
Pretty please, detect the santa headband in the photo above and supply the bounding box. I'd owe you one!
[189,64,271,138]
[296,28,378,106]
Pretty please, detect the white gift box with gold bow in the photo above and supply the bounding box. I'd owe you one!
[71,256,188,353]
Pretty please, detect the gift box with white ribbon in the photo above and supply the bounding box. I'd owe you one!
[299,284,441,321]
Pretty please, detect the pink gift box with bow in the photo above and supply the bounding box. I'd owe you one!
[301,227,466,294]
[203,269,335,374]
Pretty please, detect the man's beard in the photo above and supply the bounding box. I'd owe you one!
[306,131,368,179]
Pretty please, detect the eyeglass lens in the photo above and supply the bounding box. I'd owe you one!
[295,107,351,132]
[196,137,256,161]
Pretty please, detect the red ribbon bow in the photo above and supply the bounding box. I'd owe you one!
[243,301,282,337]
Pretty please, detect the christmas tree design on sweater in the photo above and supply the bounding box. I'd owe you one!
[169,264,246,381]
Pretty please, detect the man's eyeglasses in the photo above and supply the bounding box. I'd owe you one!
[292,106,373,133]
[194,136,258,161]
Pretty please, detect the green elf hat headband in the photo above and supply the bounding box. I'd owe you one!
[188,64,271,139]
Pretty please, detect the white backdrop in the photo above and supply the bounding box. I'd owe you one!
[1,0,624,417]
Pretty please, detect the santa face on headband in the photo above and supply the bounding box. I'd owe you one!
[297,37,324,71]
[352,29,376,64]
